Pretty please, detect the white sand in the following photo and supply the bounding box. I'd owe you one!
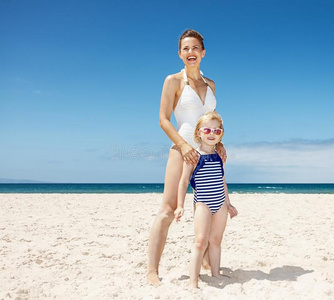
[0,193,333,299]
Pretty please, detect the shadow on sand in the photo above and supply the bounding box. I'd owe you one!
[199,265,314,289]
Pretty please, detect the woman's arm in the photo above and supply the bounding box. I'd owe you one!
[205,79,227,163]
[159,75,198,165]
[159,75,185,147]
[216,142,227,163]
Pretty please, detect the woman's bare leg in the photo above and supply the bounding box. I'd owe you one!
[202,247,211,270]
[147,147,183,285]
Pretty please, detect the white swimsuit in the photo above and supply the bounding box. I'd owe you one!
[174,69,217,147]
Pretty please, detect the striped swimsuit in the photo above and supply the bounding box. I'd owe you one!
[190,152,226,214]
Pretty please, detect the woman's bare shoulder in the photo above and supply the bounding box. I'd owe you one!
[203,76,215,92]
[163,71,184,91]
[165,71,183,84]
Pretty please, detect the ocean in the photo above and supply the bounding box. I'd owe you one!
[0,183,333,194]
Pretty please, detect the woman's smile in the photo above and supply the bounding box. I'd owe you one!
[187,55,197,61]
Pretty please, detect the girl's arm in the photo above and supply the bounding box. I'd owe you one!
[223,174,238,219]
[159,75,198,165]
[174,162,194,222]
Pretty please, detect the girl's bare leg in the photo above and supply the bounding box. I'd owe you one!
[208,202,228,278]
[147,148,183,285]
[190,203,211,288]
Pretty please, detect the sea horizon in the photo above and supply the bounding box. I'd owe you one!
[0,183,333,194]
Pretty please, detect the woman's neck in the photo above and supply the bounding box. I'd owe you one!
[184,66,202,81]
[198,144,216,154]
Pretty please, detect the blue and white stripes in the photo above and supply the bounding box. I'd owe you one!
[190,153,225,214]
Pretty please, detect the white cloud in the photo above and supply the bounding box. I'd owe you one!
[105,142,170,161]
[101,139,334,183]
[225,139,334,183]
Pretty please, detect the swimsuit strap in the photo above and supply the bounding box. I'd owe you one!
[196,149,218,156]
[201,75,209,86]
[182,69,208,86]
[182,69,189,85]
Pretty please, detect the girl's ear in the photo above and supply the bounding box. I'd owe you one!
[194,129,201,144]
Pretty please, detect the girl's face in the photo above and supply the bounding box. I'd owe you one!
[197,119,223,146]
[178,37,205,67]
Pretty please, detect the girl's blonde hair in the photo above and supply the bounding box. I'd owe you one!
[194,111,224,144]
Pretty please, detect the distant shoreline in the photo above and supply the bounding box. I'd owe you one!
[0,183,333,194]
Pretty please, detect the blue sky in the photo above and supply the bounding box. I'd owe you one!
[1,0,333,183]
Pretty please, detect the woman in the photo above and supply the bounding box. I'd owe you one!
[147,29,236,285]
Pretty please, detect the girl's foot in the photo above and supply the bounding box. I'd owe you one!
[212,272,230,279]
[147,272,160,285]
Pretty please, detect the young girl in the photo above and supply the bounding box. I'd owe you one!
[174,111,237,288]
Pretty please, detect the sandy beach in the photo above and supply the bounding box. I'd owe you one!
[0,193,333,299]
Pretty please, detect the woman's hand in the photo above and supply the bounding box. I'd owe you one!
[216,142,227,163]
[174,207,185,222]
[228,204,238,219]
[180,143,199,166]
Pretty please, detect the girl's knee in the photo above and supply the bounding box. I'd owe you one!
[209,234,223,247]
[194,235,208,251]
[157,208,175,226]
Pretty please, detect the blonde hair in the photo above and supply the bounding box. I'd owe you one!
[194,111,224,144]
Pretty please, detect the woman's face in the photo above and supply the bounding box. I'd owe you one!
[178,37,206,66]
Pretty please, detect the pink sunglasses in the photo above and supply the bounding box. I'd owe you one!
[199,127,223,135]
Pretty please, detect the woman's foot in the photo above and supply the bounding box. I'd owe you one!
[202,248,211,270]
[201,260,211,270]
